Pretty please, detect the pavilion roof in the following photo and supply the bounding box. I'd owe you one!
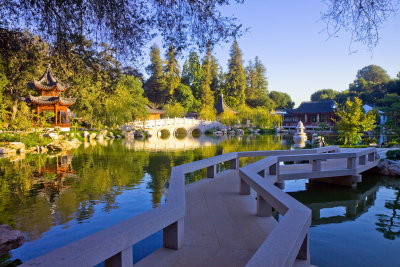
[291,100,336,114]
[147,104,166,114]
[215,94,238,114]
[28,95,77,106]
[31,64,68,92]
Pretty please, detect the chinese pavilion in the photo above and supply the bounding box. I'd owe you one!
[28,65,76,127]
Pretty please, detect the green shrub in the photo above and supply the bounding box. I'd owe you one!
[259,128,276,134]
[0,132,20,142]
[21,132,52,148]
[387,150,400,160]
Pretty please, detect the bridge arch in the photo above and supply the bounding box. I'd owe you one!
[190,128,202,138]
[158,129,171,139]
[174,127,188,139]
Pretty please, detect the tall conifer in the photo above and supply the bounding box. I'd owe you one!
[224,41,246,108]
[246,56,270,107]
[164,45,181,102]
[144,44,167,105]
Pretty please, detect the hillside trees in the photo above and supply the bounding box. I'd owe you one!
[269,91,294,109]
[164,45,181,102]
[224,41,246,108]
[356,65,391,84]
[245,57,272,108]
[310,89,339,101]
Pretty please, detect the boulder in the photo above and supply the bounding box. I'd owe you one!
[48,133,59,140]
[125,131,135,139]
[228,130,236,135]
[116,135,122,139]
[9,142,25,153]
[0,225,25,254]
[135,131,144,138]
[0,147,17,155]
[377,159,400,176]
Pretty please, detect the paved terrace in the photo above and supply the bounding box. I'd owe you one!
[22,146,379,267]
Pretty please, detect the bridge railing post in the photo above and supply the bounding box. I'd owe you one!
[347,157,356,169]
[257,193,272,217]
[312,159,321,171]
[207,165,216,178]
[230,158,239,169]
[269,163,277,175]
[359,155,366,165]
[239,172,250,195]
[163,218,184,250]
[104,246,133,267]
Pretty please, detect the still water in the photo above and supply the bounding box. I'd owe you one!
[0,134,399,266]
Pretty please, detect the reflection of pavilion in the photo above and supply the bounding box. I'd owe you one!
[289,180,378,225]
[39,152,75,193]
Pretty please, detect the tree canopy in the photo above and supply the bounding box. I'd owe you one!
[356,65,391,84]
[0,0,245,59]
[310,89,340,101]
[269,91,294,109]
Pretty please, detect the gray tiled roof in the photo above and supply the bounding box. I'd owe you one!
[215,95,238,114]
[147,105,166,114]
[291,100,336,114]
[28,95,76,105]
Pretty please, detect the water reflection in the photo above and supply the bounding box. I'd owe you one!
[289,180,378,225]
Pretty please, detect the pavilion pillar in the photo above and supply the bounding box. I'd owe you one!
[37,106,40,126]
[66,108,69,125]
[54,106,58,126]
[304,114,307,123]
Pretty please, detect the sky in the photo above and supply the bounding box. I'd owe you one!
[143,0,400,107]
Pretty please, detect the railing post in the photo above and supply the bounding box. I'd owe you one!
[312,159,321,171]
[368,152,374,162]
[163,218,184,250]
[239,173,250,195]
[347,157,356,169]
[207,165,216,178]
[257,193,272,217]
[105,247,133,267]
[297,233,309,261]
[359,155,366,165]
[269,163,277,175]
[230,158,239,169]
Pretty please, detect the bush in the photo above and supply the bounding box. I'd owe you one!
[21,132,52,148]
[259,128,276,134]
[387,150,400,160]
[165,102,186,118]
[0,132,20,142]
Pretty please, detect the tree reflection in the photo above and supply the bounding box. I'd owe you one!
[376,186,400,240]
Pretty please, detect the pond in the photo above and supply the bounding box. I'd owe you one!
[0,134,399,266]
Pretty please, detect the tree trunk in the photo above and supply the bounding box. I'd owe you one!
[11,98,19,121]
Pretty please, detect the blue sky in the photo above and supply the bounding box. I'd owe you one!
[144,0,400,107]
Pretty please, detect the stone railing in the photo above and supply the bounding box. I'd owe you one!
[23,146,379,267]
[132,117,214,129]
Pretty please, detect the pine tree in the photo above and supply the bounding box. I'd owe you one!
[164,45,181,103]
[181,52,202,99]
[246,56,270,107]
[200,46,215,108]
[210,53,221,98]
[224,41,246,108]
[144,44,167,105]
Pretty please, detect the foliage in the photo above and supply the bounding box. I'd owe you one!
[173,83,198,112]
[165,102,186,118]
[245,57,270,108]
[144,44,167,106]
[379,93,400,132]
[21,132,52,148]
[103,75,148,126]
[333,97,376,145]
[223,41,246,108]
[386,150,400,160]
[8,102,32,131]
[0,0,244,58]
[218,111,238,127]
[164,45,181,101]
[200,46,215,108]
[0,132,20,142]
[356,65,391,84]
[269,91,295,109]
[237,105,281,129]
[182,52,202,100]
[199,107,217,121]
[311,89,340,101]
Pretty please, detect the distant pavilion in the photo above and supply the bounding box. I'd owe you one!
[28,65,76,127]
[147,105,166,120]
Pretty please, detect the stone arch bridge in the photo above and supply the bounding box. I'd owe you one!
[128,117,226,137]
